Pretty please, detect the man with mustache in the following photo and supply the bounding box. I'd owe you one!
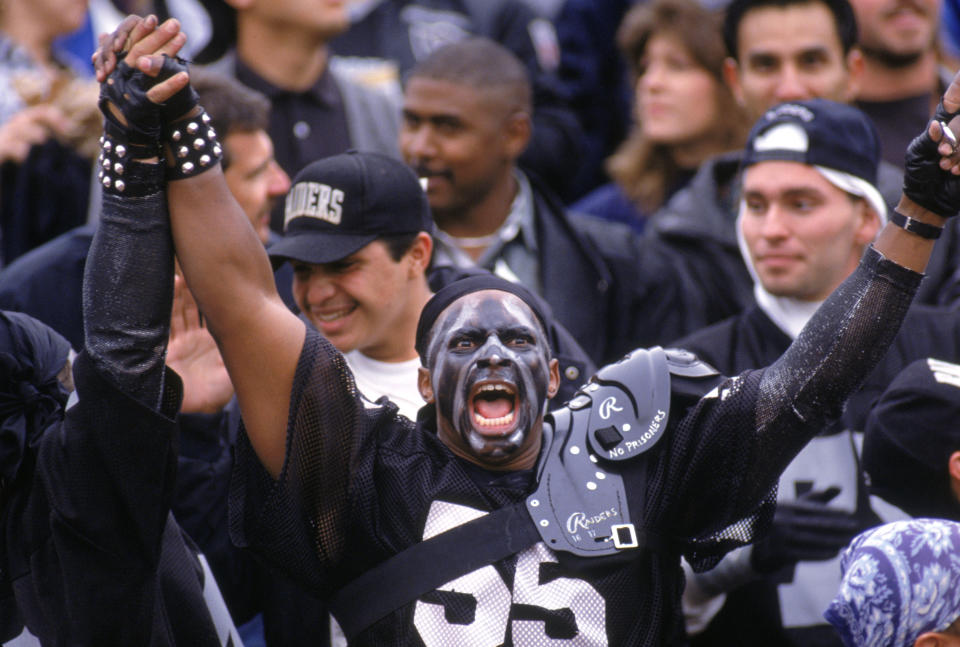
[399,36,689,364]
[850,0,947,169]
[93,15,960,646]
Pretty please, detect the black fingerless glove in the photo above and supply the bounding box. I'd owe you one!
[156,54,199,123]
[151,55,223,181]
[98,59,163,160]
[902,101,960,218]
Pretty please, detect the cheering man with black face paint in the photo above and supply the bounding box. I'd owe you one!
[93,14,960,647]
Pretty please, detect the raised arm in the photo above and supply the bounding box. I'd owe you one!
[96,17,304,475]
[665,73,960,566]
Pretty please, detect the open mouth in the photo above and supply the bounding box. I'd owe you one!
[469,381,519,434]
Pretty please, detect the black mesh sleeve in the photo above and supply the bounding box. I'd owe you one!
[754,245,921,472]
[654,246,922,571]
[229,328,401,596]
[83,161,173,410]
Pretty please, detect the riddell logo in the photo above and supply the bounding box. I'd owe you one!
[285,182,345,226]
[598,396,623,420]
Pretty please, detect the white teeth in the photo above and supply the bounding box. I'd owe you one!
[477,383,516,394]
[474,410,516,427]
[315,308,351,322]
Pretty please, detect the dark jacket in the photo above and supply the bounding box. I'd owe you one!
[515,174,701,365]
[0,316,233,645]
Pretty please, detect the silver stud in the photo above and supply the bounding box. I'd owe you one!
[530,499,540,507]
[213,144,222,156]
[199,154,211,166]
[102,176,112,188]
[193,138,206,150]
[103,140,112,152]
[98,170,103,179]
[207,128,216,140]
[539,519,549,527]
[182,161,195,174]
[113,162,124,175]
[115,179,125,192]
[172,130,182,142]
[98,136,104,145]
[115,144,126,157]
[178,146,188,158]
[201,112,211,124]
[186,122,199,134]
[102,158,111,169]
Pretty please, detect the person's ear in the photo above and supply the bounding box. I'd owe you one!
[948,451,960,503]
[418,366,435,403]
[546,358,560,399]
[854,200,881,246]
[914,631,953,646]
[405,232,433,278]
[503,110,532,159]
[843,47,865,103]
[722,57,746,107]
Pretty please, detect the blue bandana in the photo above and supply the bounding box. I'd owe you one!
[824,518,960,647]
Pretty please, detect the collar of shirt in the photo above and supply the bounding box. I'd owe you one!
[432,170,539,270]
[234,51,342,108]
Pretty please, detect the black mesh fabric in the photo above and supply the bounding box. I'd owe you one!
[229,246,922,646]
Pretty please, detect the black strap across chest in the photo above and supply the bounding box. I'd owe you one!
[328,500,538,641]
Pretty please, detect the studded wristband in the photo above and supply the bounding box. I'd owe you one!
[97,130,163,197]
[163,108,223,180]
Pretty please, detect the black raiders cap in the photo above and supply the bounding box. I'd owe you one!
[268,151,433,266]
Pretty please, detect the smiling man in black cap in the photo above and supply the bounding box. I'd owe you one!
[267,151,435,418]
[92,15,960,647]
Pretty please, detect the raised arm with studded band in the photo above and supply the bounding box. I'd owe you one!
[91,15,960,647]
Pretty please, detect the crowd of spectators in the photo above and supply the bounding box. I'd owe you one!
[3,0,960,645]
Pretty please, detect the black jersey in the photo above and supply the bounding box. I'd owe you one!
[231,247,922,646]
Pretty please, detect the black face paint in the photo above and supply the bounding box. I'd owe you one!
[427,291,553,464]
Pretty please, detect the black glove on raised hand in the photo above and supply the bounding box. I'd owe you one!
[750,487,870,576]
[903,101,960,218]
[98,59,163,159]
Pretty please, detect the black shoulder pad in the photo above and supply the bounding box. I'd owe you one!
[664,347,720,378]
